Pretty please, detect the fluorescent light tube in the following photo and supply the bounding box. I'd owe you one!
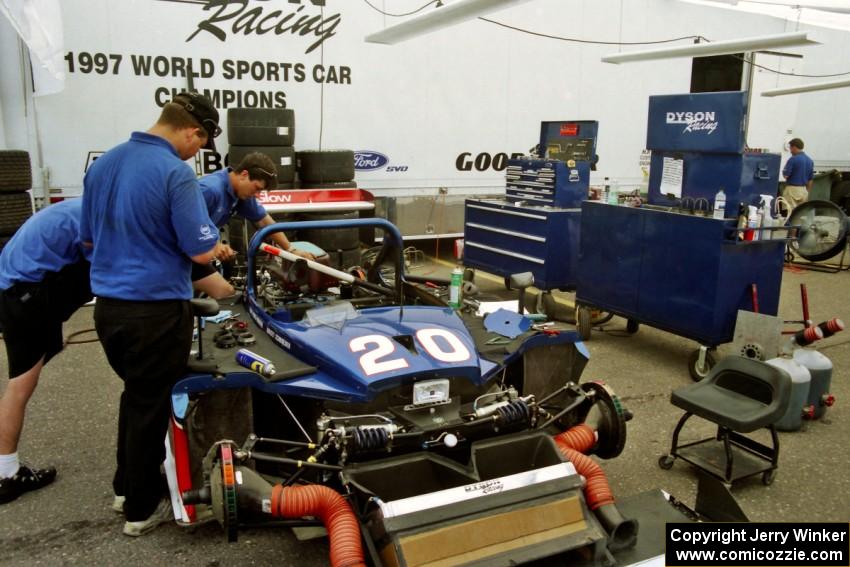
[601,31,816,64]
[761,78,850,96]
[365,0,533,45]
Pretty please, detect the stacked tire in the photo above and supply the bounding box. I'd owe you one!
[0,150,34,252]
[295,150,357,189]
[227,108,296,188]
[294,150,361,269]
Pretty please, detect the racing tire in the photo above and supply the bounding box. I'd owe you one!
[0,192,33,235]
[576,305,592,341]
[227,108,295,146]
[0,150,32,193]
[227,145,295,183]
[296,150,355,183]
[298,180,358,189]
[688,348,717,382]
[298,210,360,251]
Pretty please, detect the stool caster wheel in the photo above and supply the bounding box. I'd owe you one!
[658,455,675,470]
[626,319,640,334]
[762,469,777,486]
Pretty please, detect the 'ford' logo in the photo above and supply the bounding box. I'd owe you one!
[354,150,389,171]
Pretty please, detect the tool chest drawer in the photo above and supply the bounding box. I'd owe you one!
[465,202,550,238]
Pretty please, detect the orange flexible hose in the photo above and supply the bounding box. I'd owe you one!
[553,423,596,454]
[554,440,615,510]
[271,484,366,567]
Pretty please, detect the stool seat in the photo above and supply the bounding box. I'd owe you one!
[671,356,790,433]
[660,356,792,486]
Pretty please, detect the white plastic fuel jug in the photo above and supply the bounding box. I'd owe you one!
[766,327,823,431]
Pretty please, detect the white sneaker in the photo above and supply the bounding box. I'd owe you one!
[112,495,125,513]
[122,498,173,537]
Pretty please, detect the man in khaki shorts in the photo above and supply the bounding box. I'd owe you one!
[781,138,814,213]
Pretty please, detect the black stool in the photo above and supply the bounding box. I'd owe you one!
[659,356,791,486]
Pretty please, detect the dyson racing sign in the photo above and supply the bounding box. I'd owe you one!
[647,92,747,153]
[665,111,718,135]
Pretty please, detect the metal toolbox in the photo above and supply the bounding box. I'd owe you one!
[464,199,581,291]
[505,158,589,209]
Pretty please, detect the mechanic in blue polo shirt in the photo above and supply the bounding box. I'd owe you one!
[80,92,220,537]
[0,199,92,505]
[192,151,314,299]
[782,138,814,213]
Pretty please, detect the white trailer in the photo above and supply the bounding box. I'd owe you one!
[1,0,849,236]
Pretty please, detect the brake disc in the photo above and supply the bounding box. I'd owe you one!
[220,444,239,543]
[579,381,628,459]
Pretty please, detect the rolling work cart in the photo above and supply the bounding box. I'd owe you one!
[575,92,791,380]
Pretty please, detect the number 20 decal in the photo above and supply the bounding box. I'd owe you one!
[349,328,471,376]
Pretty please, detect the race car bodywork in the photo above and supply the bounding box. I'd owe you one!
[167,218,636,566]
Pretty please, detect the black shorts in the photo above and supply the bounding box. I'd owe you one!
[0,261,92,378]
[191,261,216,282]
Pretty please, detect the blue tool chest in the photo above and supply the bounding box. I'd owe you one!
[464,200,581,290]
[464,121,597,291]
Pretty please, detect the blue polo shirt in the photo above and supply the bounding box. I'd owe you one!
[80,132,219,300]
[782,152,814,186]
[199,168,266,227]
[0,199,89,290]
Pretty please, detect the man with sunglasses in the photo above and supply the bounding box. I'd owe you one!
[192,152,314,299]
[80,92,222,537]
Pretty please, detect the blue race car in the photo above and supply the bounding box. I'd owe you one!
[167,218,636,567]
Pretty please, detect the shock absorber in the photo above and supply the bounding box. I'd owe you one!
[352,427,391,453]
[496,399,531,426]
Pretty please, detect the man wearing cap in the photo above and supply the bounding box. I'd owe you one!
[192,151,314,299]
[80,92,221,536]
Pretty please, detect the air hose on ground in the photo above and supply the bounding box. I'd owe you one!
[270,484,366,567]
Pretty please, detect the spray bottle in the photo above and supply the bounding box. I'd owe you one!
[759,194,775,239]
[747,205,760,241]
